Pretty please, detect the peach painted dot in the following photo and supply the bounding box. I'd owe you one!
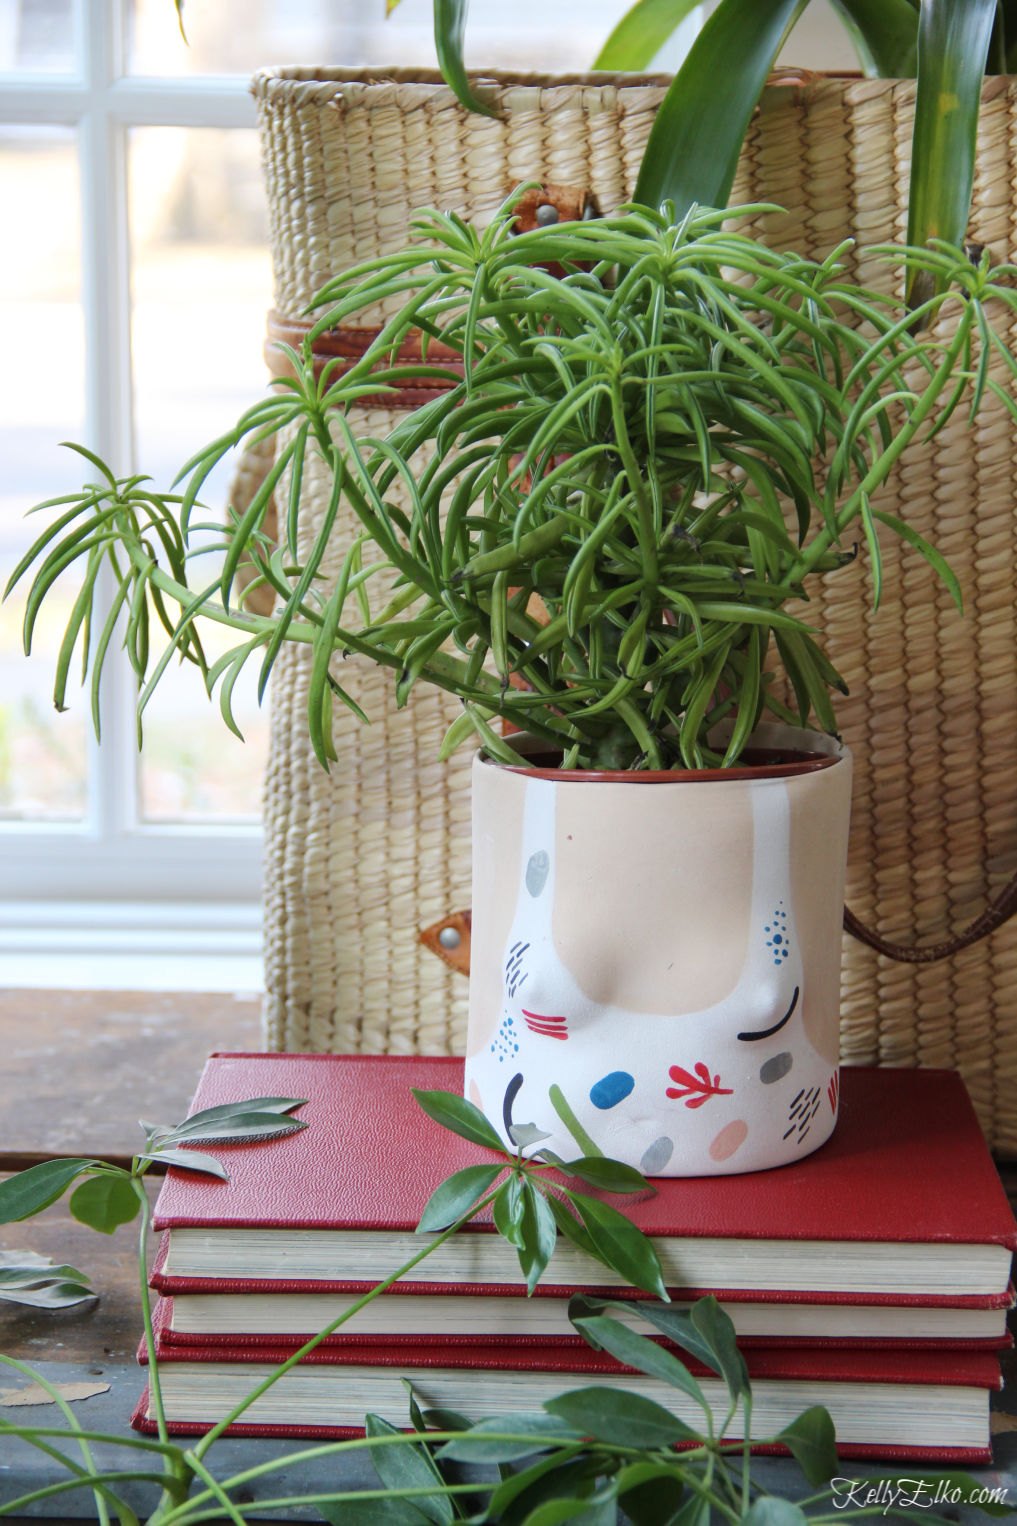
[709,1119,749,1162]
[469,1080,484,1111]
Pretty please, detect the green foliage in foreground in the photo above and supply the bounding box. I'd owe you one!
[2,1087,1007,1524]
[8,197,1017,772]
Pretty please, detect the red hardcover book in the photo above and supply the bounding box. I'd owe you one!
[151,1054,1017,1305]
[134,1301,1001,1463]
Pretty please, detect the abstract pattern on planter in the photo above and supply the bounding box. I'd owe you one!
[465,741,851,1177]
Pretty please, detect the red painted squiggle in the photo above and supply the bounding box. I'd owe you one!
[666,1061,734,1108]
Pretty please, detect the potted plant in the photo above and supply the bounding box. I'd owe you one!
[237,0,1017,1092]
[10,192,1016,1170]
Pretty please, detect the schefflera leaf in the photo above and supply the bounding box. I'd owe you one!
[143,1095,308,1148]
[140,1096,309,1181]
[69,1173,141,1235]
[0,1252,95,1309]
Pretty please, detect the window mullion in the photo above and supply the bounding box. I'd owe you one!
[79,2,139,839]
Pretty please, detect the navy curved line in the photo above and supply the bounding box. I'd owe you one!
[503,1072,524,1139]
[738,985,800,1043]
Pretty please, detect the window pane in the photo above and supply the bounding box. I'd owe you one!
[129,125,271,822]
[125,0,634,77]
[0,125,87,821]
[0,0,77,73]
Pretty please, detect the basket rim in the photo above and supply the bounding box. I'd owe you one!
[250,64,676,92]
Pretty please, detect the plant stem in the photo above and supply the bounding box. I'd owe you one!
[189,1183,506,1458]
[0,1469,159,1522]
[131,552,576,756]
[129,1170,197,1512]
[167,1434,719,1526]
[0,1355,118,1526]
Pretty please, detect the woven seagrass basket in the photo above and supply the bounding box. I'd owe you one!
[251,66,1017,1152]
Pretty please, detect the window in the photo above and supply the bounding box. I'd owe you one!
[0,0,724,984]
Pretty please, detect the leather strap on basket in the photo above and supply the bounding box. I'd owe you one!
[844,868,1017,962]
[265,183,600,403]
[265,312,465,407]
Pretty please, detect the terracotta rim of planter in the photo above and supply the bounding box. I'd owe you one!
[487,739,841,784]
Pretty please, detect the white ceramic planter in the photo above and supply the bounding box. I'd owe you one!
[464,726,852,1176]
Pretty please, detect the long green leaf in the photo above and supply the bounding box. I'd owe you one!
[0,1255,95,1310]
[544,1387,693,1449]
[437,1412,582,1465]
[433,0,498,118]
[568,1190,669,1299]
[364,1414,455,1526]
[416,1162,505,1232]
[571,1312,711,1411]
[518,1178,559,1293]
[871,504,963,612]
[411,1087,507,1155]
[594,0,702,70]
[0,1159,99,1223]
[634,0,809,212]
[829,0,919,76]
[136,1147,231,1180]
[906,0,997,306]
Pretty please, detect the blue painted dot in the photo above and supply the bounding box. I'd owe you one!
[590,1071,635,1110]
[772,934,782,944]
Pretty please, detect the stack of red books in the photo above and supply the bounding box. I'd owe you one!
[136,1053,1016,1464]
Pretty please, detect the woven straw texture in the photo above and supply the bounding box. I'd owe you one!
[254,68,670,1059]
[251,67,1017,1150]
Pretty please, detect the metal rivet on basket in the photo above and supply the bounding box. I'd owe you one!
[438,925,462,950]
[535,203,559,226]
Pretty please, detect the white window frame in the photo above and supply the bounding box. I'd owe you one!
[0,2,264,950]
[0,0,721,982]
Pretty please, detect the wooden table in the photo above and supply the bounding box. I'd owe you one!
[0,991,389,1521]
[3,990,1017,1520]
[0,990,262,1366]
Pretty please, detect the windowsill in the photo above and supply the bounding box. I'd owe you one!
[0,899,263,993]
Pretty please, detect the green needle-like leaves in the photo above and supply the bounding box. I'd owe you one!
[10,193,1015,774]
